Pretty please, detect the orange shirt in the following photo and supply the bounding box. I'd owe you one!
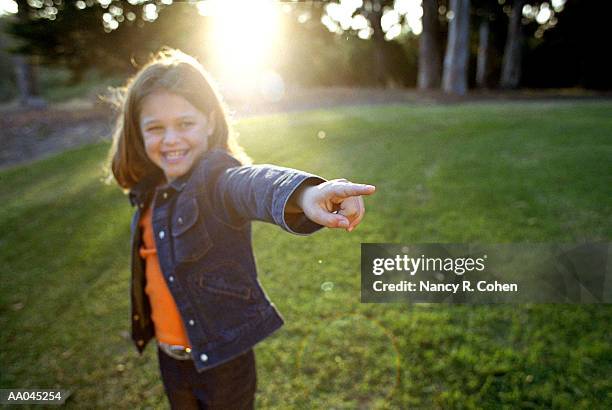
[139,206,191,348]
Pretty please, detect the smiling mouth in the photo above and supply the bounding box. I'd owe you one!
[163,150,189,163]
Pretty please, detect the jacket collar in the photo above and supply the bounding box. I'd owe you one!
[127,163,197,208]
[168,171,191,192]
[128,149,225,208]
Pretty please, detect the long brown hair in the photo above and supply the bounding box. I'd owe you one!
[107,48,250,190]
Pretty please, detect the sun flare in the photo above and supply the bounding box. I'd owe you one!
[197,0,281,92]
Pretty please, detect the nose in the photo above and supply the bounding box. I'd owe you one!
[163,126,180,145]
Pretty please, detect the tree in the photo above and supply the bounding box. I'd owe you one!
[8,0,45,106]
[500,0,526,88]
[472,0,503,89]
[362,0,392,86]
[5,0,203,83]
[442,0,470,95]
[418,0,442,89]
[475,17,489,88]
[322,0,407,87]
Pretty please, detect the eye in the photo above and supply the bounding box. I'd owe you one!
[146,126,163,133]
[180,121,195,128]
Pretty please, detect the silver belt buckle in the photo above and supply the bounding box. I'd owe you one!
[159,341,192,361]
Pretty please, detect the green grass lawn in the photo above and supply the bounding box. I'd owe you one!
[1,101,611,409]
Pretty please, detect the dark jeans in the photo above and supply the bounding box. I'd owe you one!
[157,346,257,409]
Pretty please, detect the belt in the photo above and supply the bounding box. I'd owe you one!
[158,341,192,361]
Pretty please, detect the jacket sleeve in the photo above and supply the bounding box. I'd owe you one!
[203,149,326,235]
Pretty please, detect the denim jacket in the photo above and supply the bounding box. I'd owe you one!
[127,148,325,372]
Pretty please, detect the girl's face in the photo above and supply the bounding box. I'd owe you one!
[139,90,214,182]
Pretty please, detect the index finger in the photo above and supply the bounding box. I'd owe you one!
[332,183,376,199]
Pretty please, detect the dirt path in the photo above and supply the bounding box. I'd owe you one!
[1,87,610,170]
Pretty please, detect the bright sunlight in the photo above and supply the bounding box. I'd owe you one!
[196,0,282,99]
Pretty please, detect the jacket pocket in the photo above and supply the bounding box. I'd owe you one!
[189,261,261,338]
[171,197,212,263]
[196,261,255,301]
[198,276,252,301]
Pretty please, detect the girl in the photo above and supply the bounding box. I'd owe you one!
[108,48,375,409]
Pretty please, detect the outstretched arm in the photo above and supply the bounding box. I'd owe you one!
[204,149,375,234]
[205,149,326,234]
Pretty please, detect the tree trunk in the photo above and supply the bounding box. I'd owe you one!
[12,0,45,107]
[13,55,46,108]
[500,0,526,89]
[366,0,386,86]
[13,55,40,105]
[418,0,441,89]
[442,0,471,95]
[476,19,490,88]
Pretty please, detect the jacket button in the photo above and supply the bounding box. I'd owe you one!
[159,230,165,239]
[133,314,139,321]
[137,339,144,346]
[168,276,174,282]
[200,353,208,362]
[139,203,144,209]
[178,217,183,225]
[188,319,195,326]
[163,192,168,199]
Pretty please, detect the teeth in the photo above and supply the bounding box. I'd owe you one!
[165,150,187,159]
